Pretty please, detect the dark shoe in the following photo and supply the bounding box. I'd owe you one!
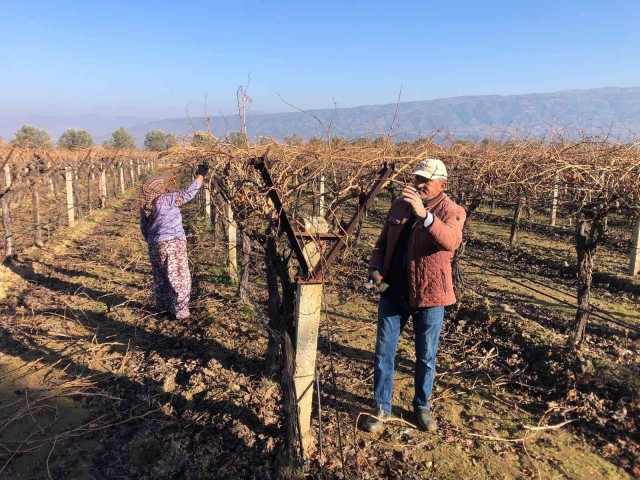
[415,409,437,431]
[362,408,391,432]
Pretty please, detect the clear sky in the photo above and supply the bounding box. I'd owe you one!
[2,0,639,118]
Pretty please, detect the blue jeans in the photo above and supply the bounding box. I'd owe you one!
[374,295,445,413]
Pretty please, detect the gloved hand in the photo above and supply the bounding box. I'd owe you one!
[197,161,210,177]
[367,267,389,293]
[373,282,389,293]
[368,267,383,284]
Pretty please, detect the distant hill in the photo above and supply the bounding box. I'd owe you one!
[2,87,639,145]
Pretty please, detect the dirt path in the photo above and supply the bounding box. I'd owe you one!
[0,185,635,479]
[317,290,633,479]
[0,191,281,478]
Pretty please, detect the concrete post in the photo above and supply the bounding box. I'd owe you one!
[204,184,211,219]
[550,182,559,226]
[294,282,323,457]
[1,166,13,259]
[294,216,329,457]
[629,213,640,276]
[227,204,238,282]
[301,216,329,269]
[3,164,11,189]
[119,164,125,194]
[318,172,325,217]
[129,159,135,185]
[65,167,75,227]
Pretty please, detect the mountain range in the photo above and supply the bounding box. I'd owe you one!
[2,86,639,146]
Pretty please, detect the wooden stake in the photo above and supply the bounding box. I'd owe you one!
[87,170,93,213]
[31,183,43,247]
[73,171,83,219]
[99,169,107,208]
[52,174,64,228]
[510,196,525,245]
[238,231,251,302]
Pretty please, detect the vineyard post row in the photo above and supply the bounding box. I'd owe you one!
[180,137,640,348]
[479,179,640,278]
[482,182,639,277]
[0,146,162,263]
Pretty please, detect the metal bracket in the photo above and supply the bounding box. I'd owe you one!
[251,158,394,282]
[251,157,310,278]
[311,162,394,280]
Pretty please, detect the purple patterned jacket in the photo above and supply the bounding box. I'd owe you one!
[140,179,202,245]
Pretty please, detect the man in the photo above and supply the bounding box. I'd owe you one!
[364,158,465,432]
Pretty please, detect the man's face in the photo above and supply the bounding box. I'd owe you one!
[413,175,447,201]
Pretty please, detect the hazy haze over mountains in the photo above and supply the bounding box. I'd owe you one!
[2,87,639,145]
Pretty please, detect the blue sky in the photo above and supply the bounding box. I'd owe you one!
[2,0,639,117]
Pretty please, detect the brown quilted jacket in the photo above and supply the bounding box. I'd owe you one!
[369,194,466,308]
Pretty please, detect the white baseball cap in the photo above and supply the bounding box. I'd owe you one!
[412,158,448,180]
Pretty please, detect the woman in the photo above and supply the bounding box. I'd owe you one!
[140,162,209,320]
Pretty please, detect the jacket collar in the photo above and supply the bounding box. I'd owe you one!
[426,192,446,210]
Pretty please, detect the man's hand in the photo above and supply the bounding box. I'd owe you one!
[401,186,427,219]
[368,267,383,284]
[373,282,389,293]
[367,267,389,293]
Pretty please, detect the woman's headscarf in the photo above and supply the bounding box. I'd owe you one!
[140,175,166,218]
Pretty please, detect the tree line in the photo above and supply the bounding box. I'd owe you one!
[6,125,178,152]
[6,126,449,153]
